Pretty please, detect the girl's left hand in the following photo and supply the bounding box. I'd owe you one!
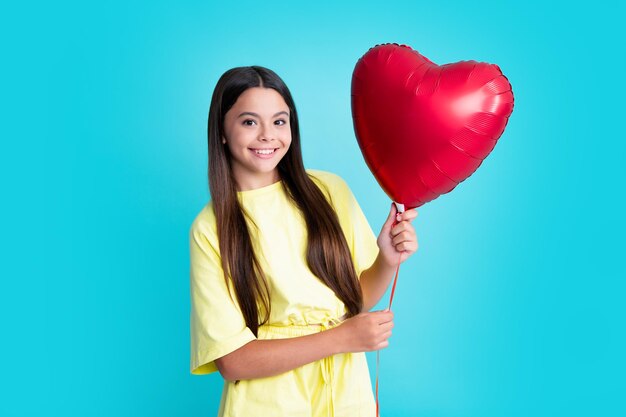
[377,203,419,266]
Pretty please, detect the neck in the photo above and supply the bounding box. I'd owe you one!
[234,170,281,191]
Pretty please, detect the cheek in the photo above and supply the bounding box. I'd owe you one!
[225,135,246,155]
[225,129,249,150]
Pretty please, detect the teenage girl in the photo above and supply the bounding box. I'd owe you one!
[190,66,418,417]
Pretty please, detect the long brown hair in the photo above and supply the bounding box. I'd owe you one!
[207,66,363,336]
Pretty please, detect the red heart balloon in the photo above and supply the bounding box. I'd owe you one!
[351,43,514,209]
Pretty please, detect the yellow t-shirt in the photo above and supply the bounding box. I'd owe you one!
[189,169,380,416]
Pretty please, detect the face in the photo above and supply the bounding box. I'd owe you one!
[222,87,292,191]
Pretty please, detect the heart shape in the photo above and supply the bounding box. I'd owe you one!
[351,43,514,208]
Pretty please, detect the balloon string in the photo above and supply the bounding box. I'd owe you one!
[376,249,402,417]
[387,258,401,311]
[375,348,380,417]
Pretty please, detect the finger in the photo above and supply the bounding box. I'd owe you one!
[391,231,417,249]
[400,209,418,222]
[396,208,418,223]
[381,203,397,233]
[375,310,394,324]
[371,309,393,319]
[390,221,416,237]
[392,230,415,246]
[379,321,394,332]
[369,340,389,351]
[381,330,392,340]
[391,222,415,236]
[395,240,418,253]
[376,340,390,350]
[375,332,392,347]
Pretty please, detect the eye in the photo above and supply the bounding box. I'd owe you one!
[275,119,287,126]
[242,119,256,126]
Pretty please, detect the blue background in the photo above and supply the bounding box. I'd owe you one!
[3,0,624,416]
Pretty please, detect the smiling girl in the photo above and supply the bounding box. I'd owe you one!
[189,66,418,416]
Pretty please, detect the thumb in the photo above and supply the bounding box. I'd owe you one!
[382,202,397,232]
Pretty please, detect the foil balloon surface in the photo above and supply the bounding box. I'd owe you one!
[351,43,514,208]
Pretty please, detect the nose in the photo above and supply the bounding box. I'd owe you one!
[259,125,276,142]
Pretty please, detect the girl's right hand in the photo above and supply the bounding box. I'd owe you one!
[333,310,394,353]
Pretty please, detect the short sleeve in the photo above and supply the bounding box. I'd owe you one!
[309,170,380,278]
[189,208,256,375]
[340,181,380,278]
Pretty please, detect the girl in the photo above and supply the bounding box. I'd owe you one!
[190,66,418,416]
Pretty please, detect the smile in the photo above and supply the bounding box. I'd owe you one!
[250,148,278,155]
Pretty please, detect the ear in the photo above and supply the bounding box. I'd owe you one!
[221,136,227,144]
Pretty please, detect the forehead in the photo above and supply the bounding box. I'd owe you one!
[231,87,289,114]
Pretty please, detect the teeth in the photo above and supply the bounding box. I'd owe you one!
[254,149,275,155]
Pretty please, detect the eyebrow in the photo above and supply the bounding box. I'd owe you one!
[237,111,289,118]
